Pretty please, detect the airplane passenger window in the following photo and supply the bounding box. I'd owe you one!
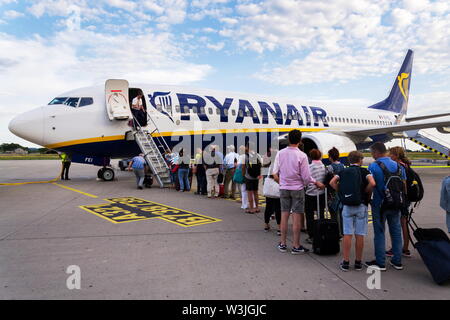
[208,108,213,115]
[79,97,93,107]
[216,109,220,115]
[192,108,198,113]
[175,106,180,113]
[200,107,205,114]
[49,97,68,105]
[239,110,243,117]
[232,109,236,116]
[224,109,228,116]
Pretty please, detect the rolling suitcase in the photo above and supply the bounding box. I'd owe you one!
[313,189,340,255]
[144,175,153,188]
[408,211,450,285]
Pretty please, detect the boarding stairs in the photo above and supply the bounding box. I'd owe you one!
[405,129,450,159]
[132,117,172,188]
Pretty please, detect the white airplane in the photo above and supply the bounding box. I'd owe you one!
[8,49,450,182]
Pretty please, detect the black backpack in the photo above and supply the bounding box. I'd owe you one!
[246,153,261,178]
[403,165,424,202]
[376,161,406,211]
[338,166,363,206]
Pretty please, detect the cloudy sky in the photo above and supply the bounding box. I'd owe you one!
[1,0,449,148]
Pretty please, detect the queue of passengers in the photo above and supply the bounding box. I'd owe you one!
[130,129,450,272]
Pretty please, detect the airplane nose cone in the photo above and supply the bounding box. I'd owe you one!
[8,107,45,146]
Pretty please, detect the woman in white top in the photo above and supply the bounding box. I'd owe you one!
[305,149,327,243]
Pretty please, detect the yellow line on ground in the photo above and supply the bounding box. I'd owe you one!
[52,183,98,198]
[0,177,59,186]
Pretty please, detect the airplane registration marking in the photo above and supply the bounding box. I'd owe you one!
[79,196,221,226]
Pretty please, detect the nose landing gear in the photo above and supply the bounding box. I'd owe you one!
[98,167,115,181]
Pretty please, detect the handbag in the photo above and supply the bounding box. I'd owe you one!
[263,176,280,198]
[233,166,244,184]
[170,164,179,173]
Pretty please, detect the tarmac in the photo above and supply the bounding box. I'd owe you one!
[0,160,449,300]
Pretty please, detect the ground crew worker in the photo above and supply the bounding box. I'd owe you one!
[59,152,71,180]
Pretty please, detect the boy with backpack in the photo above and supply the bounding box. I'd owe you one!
[366,142,407,271]
[330,151,376,271]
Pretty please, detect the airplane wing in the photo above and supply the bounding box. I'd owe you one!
[343,118,450,137]
[405,112,450,122]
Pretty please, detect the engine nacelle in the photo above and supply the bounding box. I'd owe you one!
[301,132,357,158]
[437,127,450,134]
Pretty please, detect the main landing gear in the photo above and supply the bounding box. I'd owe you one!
[98,167,115,181]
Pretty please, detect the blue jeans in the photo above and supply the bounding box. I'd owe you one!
[178,168,190,191]
[133,169,145,188]
[372,206,402,266]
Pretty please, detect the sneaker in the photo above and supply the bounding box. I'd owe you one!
[389,260,404,270]
[306,237,313,244]
[385,249,394,257]
[291,246,310,254]
[340,260,350,272]
[277,243,287,253]
[354,260,363,271]
[364,260,387,271]
[276,230,281,236]
[264,226,270,232]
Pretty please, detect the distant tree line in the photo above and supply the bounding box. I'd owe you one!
[0,143,56,154]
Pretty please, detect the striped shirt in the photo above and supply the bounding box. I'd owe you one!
[306,160,326,196]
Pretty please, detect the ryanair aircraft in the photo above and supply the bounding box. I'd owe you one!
[8,49,450,181]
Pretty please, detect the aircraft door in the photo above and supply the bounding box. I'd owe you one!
[105,79,132,120]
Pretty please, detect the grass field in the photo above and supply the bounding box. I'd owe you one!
[0,154,59,160]
[362,152,447,160]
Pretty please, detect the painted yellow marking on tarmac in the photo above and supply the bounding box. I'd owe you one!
[52,183,98,198]
[80,196,221,226]
[0,176,60,186]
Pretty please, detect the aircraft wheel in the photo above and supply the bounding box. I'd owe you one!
[97,168,104,179]
[101,167,115,181]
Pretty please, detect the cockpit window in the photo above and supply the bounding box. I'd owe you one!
[48,97,93,108]
[65,97,80,107]
[49,97,68,105]
[79,97,94,107]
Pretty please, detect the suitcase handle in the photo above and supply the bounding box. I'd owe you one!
[316,187,328,220]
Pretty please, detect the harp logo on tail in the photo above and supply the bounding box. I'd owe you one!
[397,73,409,101]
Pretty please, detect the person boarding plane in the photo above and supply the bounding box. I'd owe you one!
[8,50,450,186]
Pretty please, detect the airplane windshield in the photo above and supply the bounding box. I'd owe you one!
[48,97,93,107]
[49,97,68,105]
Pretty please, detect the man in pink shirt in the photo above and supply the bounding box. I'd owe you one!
[273,130,325,254]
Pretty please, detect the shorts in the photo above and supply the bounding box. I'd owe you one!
[280,189,305,214]
[245,178,259,191]
[342,204,368,236]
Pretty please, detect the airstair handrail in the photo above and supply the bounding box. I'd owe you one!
[146,113,171,154]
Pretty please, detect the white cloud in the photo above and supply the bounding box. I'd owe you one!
[206,41,225,51]
[390,8,415,28]
[3,10,25,19]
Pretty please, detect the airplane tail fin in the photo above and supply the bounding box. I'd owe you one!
[368,49,413,120]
